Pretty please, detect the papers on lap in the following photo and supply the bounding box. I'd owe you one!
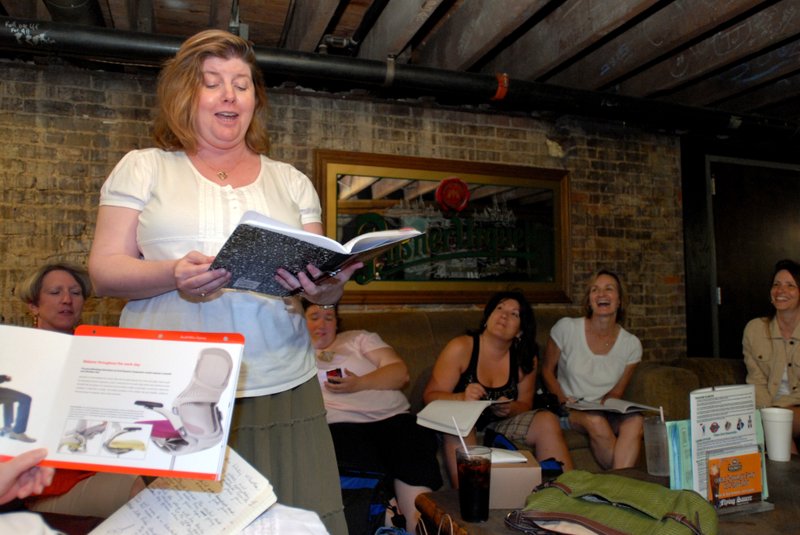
[210,210,423,297]
[565,398,659,414]
[0,324,243,480]
[416,399,502,436]
[490,448,527,464]
[91,447,277,535]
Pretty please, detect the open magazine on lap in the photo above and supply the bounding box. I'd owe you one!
[566,398,659,414]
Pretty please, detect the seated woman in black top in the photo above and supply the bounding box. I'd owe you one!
[423,291,573,487]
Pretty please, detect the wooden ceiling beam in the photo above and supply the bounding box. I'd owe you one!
[468,185,514,202]
[413,0,546,71]
[662,38,800,107]
[371,178,412,200]
[749,93,800,122]
[403,180,438,201]
[483,0,658,81]
[133,0,154,33]
[211,0,234,30]
[338,175,380,200]
[715,71,800,115]
[0,0,49,19]
[616,0,800,97]
[283,0,338,52]
[548,0,757,90]
[358,0,445,61]
[105,0,130,31]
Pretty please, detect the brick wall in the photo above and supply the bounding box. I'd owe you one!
[0,60,685,360]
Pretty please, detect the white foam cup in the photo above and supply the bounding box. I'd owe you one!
[760,407,794,462]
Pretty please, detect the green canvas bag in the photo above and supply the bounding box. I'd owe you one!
[505,470,718,535]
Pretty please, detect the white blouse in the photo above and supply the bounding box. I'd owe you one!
[99,148,322,397]
[550,316,643,402]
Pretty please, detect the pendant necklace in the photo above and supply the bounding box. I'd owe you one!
[194,153,229,181]
[317,350,335,362]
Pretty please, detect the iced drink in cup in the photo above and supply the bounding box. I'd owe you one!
[456,445,491,522]
[643,416,669,476]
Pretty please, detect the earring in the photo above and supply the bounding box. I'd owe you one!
[31,314,38,328]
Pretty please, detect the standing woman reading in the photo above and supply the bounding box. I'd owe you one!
[541,269,643,470]
[88,30,358,534]
[743,259,800,454]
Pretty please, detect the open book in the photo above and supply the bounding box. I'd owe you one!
[91,447,277,535]
[416,400,508,436]
[566,398,659,414]
[210,210,423,297]
[0,324,243,480]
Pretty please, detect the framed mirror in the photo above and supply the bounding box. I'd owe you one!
[314,150,570,304]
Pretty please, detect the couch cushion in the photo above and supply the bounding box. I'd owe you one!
[668,357,747,389]
[338,310,483,398]
[625,361,700,421]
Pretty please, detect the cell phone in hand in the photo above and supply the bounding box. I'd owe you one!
[326,368,344,382]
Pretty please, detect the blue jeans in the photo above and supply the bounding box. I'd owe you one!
[0,387,32,433]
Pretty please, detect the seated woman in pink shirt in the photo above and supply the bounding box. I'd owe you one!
[303,301,441,535]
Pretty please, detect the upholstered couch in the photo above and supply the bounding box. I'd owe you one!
[339,306,748,474]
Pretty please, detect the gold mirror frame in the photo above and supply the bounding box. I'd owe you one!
[314,150,570,304]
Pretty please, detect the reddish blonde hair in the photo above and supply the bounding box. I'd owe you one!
[152,29,270,154]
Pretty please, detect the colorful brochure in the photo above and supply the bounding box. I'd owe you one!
[707,447,762,509]
[0,324,244,480]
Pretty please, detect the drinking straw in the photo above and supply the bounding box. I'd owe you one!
[452,416,469,453]
[659,405,665,423]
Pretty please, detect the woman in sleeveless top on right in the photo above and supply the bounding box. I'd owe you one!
[423,291,573,487]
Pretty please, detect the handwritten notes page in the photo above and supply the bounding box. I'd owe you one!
[91,447,276,534]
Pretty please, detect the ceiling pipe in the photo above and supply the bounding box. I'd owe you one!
[0,16,797,142]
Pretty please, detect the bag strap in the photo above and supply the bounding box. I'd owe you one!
[503,510,558,535]
[663,512,705,535]
[512,510,630,535]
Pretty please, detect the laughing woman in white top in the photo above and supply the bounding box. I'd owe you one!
[88,30,358,534]
[541,269,644,469]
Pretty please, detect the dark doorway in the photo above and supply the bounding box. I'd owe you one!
[710,158,800,359]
